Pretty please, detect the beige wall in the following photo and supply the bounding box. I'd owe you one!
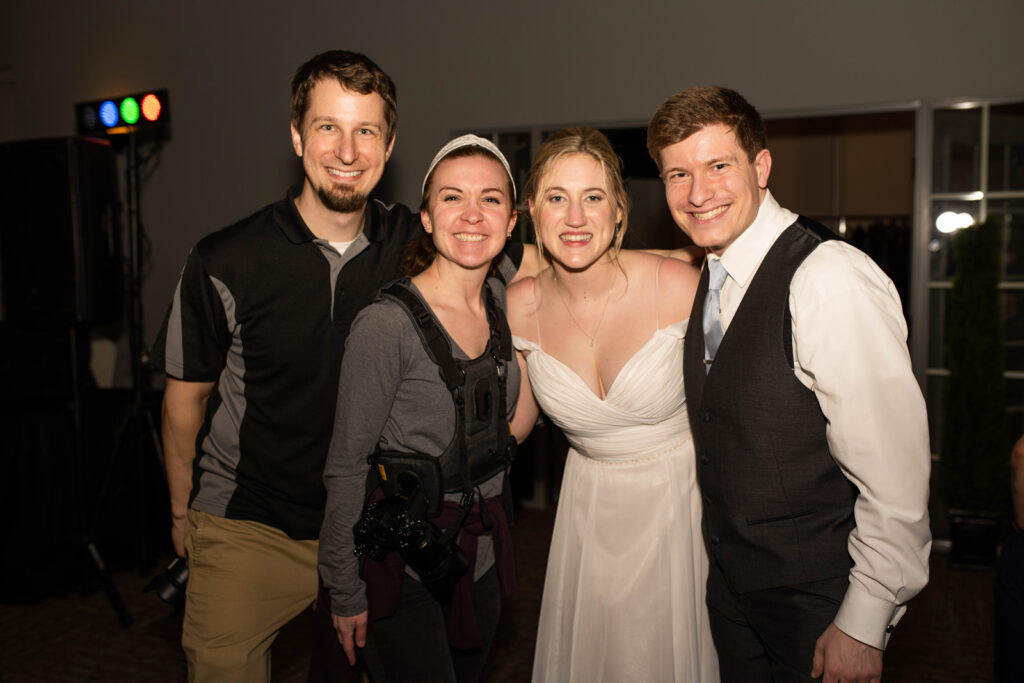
[769,112,915,220]
[4,0,1024,347]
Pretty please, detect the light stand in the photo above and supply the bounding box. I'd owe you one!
[84,130,166,628]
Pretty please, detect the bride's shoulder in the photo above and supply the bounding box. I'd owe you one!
[621,250,699,292]
[506,273,536,307]
[656,254,700,293]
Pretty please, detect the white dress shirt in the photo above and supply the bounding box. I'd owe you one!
[710,191,932,650]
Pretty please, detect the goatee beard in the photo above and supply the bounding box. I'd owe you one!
[317,185,368,213]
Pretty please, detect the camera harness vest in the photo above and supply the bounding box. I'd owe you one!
[369,278,516,539]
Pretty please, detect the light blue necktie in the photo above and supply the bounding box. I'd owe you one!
[702,258,728,373]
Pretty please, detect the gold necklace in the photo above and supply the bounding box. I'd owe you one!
[551,270,617,348]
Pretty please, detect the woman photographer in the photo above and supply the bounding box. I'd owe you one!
[318,134,537,683]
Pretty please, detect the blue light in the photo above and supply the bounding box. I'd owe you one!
[99,100,119,127]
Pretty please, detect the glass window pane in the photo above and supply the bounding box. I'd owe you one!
[927,286,1023,376]
[487,132,532,242]
[926,371,1023,459]
[929,199,981,280]
[932,108,981,194]
[988,102,1024,192]
[987,198,1024,281]
[1008,379,1024,448]
[497,132,532,196]
[604,127,661,179]
[926,374,944,456]
[928,288,949,369]
[1007,291,1024,373]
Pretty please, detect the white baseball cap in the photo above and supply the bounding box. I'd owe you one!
[421,134,516,200]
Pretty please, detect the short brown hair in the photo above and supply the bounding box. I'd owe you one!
[525,127,630,261]
[647,86,766,168]
[290,50,397,143]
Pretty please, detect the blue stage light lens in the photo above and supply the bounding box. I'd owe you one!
[99,100,119,127]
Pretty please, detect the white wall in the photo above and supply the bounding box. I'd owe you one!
[6,0,1024,346]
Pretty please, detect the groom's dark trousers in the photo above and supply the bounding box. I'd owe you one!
[707,562,848,682]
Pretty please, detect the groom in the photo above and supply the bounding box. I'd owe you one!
[647,86,931,682]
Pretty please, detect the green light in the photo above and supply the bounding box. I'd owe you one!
[120,97,140,125]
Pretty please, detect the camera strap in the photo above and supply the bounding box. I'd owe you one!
[436,490,476,545]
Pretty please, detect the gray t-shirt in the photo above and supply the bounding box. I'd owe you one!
[319,278,519,616]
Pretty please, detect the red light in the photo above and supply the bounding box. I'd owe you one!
[141,93,162,122]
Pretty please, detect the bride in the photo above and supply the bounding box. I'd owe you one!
[507,127,719,682]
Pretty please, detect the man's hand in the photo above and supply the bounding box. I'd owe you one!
[641,245,706,265]
[332,611,368,666]
[666,245,706,265]
[811,623,882,683]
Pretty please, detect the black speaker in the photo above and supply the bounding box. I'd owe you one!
[0,137,123,326]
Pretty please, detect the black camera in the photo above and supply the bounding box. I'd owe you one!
[401,521,469,603]
[354,495,468,603]
[143,556,189,607]
[353,495,417,561]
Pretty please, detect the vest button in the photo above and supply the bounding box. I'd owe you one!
[703,495,713,506]
[710,535,721,545]
[702,412,711,423]
[700,455,710,465]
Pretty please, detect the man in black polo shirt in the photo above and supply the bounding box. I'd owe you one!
[152,50,533,682]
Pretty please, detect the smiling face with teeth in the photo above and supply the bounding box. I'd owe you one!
[290,78,394,215]
[658,123,771,256]
[420,153,517,273]
[529,153,624,272]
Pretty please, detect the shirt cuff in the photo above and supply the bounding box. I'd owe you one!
[330,589,368,618]
[833,583,906,650]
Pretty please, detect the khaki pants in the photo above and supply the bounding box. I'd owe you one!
[182,510,318,683]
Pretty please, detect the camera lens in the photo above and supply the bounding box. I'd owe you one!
[143,557,189,607]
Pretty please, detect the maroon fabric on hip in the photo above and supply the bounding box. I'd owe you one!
[360,494,516,649]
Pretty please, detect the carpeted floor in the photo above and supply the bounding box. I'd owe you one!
[0,506,998,682]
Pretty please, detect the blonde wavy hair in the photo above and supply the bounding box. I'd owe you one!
[524,127,630,263]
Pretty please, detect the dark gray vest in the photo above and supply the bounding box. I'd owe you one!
[684,218,857,593]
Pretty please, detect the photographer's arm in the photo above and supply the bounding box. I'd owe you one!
[161,377,214,558]
[509,350,539,443]
[321,305,408,662]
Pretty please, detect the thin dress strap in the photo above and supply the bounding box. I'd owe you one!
[654,255,669,331]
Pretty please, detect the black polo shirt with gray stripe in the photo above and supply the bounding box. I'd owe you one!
[152,187,522,540]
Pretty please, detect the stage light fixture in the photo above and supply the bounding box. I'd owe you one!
[99,100,119,128]
[141,94,162,122]
[120,97,140,125]
[76,89,170,138]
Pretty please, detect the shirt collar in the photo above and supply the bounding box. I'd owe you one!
[717,190,797,288]
[274,185,316,244]
[276,185,383,245]
[359,199,389,243]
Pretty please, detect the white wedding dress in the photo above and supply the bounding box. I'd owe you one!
[515,318,719,683]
